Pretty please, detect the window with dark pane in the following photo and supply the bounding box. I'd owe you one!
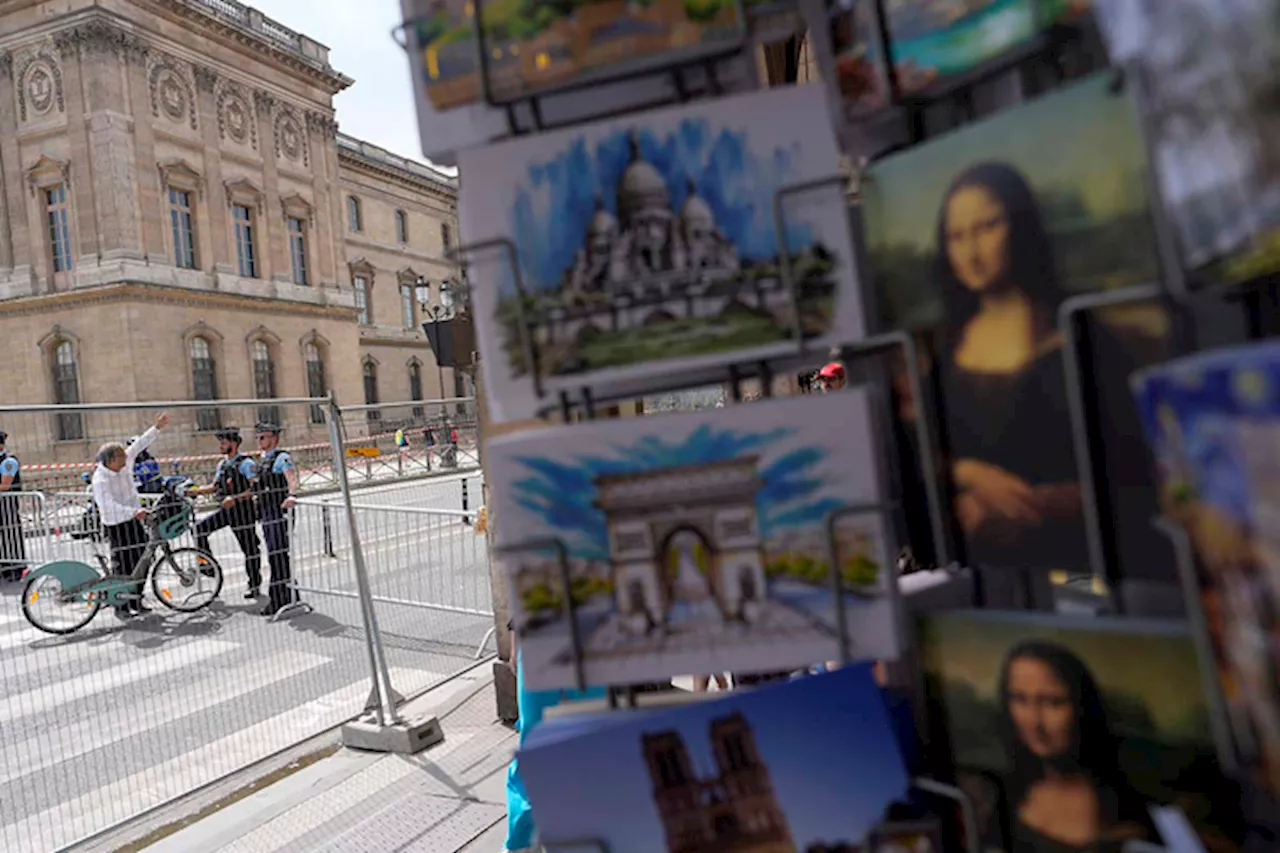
[363,359,380,422]
[354,275,370,325]
[287,216,308,286]
[190,336,221,431]
[46,186,73,273]
[252,339,279,425]
[409,361,424,418]
[169,187,197,269]
[53,341,84,440]
[233,204,257,278]
[306,342,327,424]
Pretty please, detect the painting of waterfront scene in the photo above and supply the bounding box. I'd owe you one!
[411,0,743,109]
[864,71,1166,575]
[489,391,897,690]
[1132,341,1280,800]
[459,85,859,422]
[1094,0,1280,286]
[920,611,1243,851]
[519,666,909,853]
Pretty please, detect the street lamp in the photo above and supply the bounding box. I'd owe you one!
[415,277,453,396]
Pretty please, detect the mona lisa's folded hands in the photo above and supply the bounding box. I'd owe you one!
[953,458,1043,526]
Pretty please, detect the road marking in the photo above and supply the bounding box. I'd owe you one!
[0,649,332,786]
[0,638,236,724]
[0,667,449,853]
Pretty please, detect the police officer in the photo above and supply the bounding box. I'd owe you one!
[252,422,299,617]
[193,427,262,598]
[0,429,26,582]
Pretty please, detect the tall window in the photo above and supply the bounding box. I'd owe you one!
[440,222,451,253]
[453,370,470,413]
[409,362,424,418]
[189,336,221,431]
[46,186,73,272]
[287,216,308,285]
[233,204,256,278]
[400,283,415,329]
[363,359,380,422]
[347,196,362,232]
[252,339,279,425]
[354,275,370,325]
[305,342,327,424]
[169,188,197,269]
[52,341,84,440]
[395,210,408,244]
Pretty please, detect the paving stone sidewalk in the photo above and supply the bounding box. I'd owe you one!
[143,669,516,853]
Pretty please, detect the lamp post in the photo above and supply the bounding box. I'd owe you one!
[415,277,454,397]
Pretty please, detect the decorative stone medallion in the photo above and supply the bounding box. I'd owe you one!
[27,66,53,115]
[279,118,301,161]
[225,97,248,143]
[159,72,187,122]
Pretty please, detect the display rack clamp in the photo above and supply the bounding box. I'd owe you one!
[1058,282,1164,596]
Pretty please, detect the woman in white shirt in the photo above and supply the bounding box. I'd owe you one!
[91,412,169,619]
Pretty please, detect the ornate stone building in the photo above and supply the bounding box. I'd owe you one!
[0,0,463,461]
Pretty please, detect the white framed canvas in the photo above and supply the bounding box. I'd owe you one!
[490,390,899,691]
[457,84,863,422]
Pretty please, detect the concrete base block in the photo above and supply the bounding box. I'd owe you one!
[340,713,444,755]
[493,661,518,724]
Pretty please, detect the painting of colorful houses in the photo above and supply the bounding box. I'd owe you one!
[490,391,900,690]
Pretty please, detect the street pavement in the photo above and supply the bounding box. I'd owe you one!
[0,472,491,853]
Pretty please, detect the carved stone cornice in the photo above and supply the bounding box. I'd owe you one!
[193,64,217,95]
[0,51,12,81]
[253,89,276,117]
[0,281,354,321]
[52,17,148,62]
[305,110,338,140]
[150,0,353,95]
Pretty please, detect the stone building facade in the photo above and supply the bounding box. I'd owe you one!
[0,0,462,462]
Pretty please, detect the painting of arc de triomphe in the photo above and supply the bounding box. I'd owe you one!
[593,456,769,636]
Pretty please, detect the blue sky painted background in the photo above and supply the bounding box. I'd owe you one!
[508,422,844,561]
[508,119,815,295]
[518,665,908,852]
[1133,350,1280,525]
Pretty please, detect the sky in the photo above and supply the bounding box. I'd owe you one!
[247,0,458,175]
[517,665,908,852]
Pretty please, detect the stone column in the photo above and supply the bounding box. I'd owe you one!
[0,51,25,275]
[194,65,231,272]
[77,23,144,262]
[125,44,165,262]
[52,29,101,265]
[254,90,284,283]
[305,111,338,288]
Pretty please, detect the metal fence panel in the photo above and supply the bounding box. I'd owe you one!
[0,397,489,853]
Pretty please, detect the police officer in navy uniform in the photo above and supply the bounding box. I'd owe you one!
[193,427,262,598]
[252,422,300,616]
[0,429,26,582]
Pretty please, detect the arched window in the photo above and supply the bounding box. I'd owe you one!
[252,339,279,425]
[189,336,221,431]
[305,342,327,424]
[52,340,83,440]
[395,210,408,244]
[409,361,424,417]
[363,359,380,422]
[347,196,362,232]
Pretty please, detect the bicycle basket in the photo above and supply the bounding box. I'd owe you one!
[154,499,192,540]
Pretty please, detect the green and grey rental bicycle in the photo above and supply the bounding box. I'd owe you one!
[21,477,224,635]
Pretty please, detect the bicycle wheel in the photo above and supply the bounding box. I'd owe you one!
[152,547,223,612]
[22,567,102,635]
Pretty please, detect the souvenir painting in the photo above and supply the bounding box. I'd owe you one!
[459,84,860,422]
[1094,0,1280,286]
[919,611,1244,852]
[864,71,1164,576]
[1132,341,1280,799]
[489,391,898,690]
[401,0,761,164]
[519,666,909,853]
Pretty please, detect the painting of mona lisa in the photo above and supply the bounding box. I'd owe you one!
[919,611,1244,852]
[863,70,1171,577]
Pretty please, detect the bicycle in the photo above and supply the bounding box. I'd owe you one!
[21,477,225,635]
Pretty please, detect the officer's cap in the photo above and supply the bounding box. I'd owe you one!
[214,427,242,442]
[255,421,282,435]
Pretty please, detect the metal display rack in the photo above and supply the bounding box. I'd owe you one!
[404,0,1280,844]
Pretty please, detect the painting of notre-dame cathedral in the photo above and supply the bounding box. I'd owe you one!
[643,712,795,853]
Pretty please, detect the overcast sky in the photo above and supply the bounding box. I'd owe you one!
[247,0,457,175]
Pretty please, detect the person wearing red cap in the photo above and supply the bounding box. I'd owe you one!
[817,362,846,392]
